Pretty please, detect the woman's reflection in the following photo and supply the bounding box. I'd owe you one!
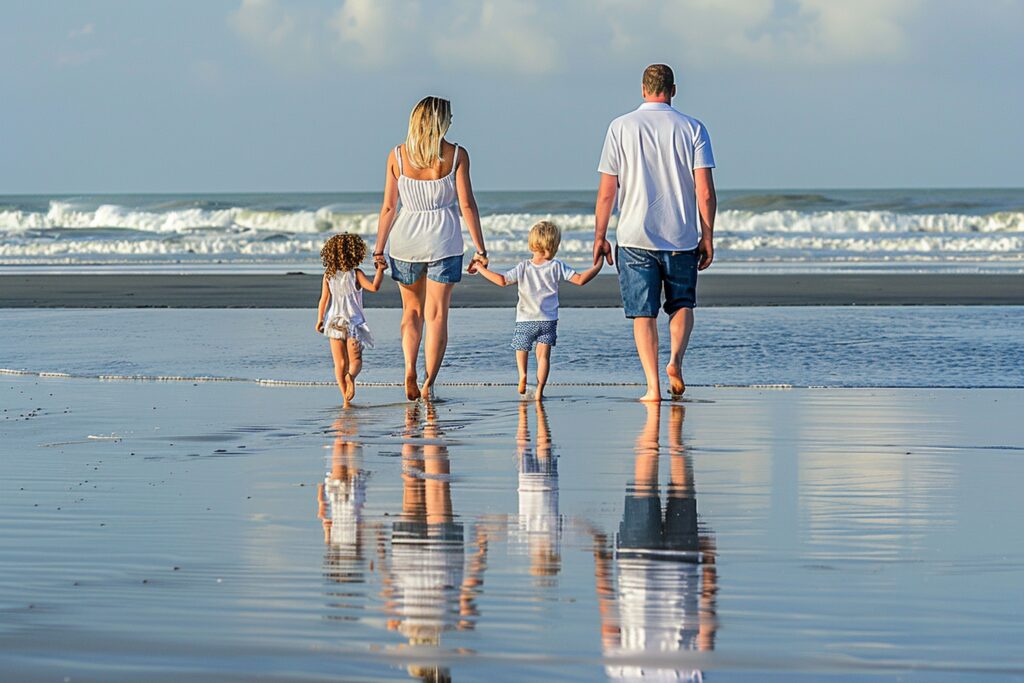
[513,400,561,584]
[378,402,491,682]
[317,411,368,600]
[593,403,718,681]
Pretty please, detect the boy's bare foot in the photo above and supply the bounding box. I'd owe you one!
[639,390,663,403]
[518,376,527,394]
[666,363,685,398]
[405,373,420,401]
[344,374,356,401]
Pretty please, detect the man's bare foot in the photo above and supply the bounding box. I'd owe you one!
[639,390,662,403]
[405,374,420,401]
[518,376,527,394]
[666,364,685,398]
[344,374,356,401]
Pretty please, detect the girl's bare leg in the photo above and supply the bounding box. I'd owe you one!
[344,338,363,401]
[516,350,529,394]
[535,343,551,400]
[329,338,350,407]
[398,278,427,400]
[421,280,455,398]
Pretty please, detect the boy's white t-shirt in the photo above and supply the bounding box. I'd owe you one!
[504,259,577,322]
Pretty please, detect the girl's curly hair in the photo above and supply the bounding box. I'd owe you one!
[321,233,367,280]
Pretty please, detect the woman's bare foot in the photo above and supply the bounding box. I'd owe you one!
[518,376,527,394]
[639,390,662,403]
[405,373,420,401]
[344,374,356,401]
[666,363,685,398]
[420,382,435,401]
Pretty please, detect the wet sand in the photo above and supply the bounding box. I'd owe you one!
[2,272,1023,307]
[2,376,1022,681]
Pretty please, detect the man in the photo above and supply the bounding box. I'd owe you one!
[594,63,717,402]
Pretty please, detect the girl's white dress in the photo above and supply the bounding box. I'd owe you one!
[322,269,374,347]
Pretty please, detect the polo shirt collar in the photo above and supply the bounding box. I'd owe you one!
[638,102,674,111]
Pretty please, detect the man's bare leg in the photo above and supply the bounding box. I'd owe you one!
[633,317,661,402]
[666,307,694,398]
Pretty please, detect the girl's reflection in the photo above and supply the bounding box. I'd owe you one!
[318,411,368,591]
[513,400,561,584]
[593,403,718,681]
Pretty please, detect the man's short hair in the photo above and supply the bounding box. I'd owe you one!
[643,64,674,97]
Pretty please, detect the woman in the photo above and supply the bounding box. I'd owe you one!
[372,96,488,400]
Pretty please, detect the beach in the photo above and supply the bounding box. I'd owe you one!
[2,375,1022,681]
[3,272,1024,307]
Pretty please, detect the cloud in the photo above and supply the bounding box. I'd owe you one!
[228,0,924,75]
[68,22,95,40]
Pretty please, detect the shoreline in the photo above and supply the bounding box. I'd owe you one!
[1,272,1022,307]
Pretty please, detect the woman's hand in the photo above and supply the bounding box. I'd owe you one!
[467,251,488,274]
[372,250,387,269]
[316,321,325,333]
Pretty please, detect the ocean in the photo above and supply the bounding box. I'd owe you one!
[2,188,1022,272]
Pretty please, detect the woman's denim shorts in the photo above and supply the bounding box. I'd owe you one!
[389,254,463,285]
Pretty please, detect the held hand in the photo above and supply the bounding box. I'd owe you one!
[372,251,387,268]
[594,238,613,266]
[697,236,714,271]
[374,259,386,270]
[467,252,488,274]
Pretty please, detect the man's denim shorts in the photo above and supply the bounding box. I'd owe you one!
[389,254,463,285]
[616,245,699,318]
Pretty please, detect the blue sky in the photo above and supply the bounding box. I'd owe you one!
[2,0,1022,193]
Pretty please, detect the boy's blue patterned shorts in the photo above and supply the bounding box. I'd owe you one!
[510,320,558,351]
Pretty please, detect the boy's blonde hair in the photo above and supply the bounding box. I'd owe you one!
[528,220,561,257]
[405,96,452,169]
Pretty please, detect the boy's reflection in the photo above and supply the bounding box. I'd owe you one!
[318,412,368,593]
[379,402,491,682]
[513,400,561,583]
[593,403,718,681]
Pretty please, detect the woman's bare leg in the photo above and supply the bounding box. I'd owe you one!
[398,278,427,400]
[421,280,455,397]
[329,338,350,407]
[516,350,529,394]
[344,338,363,401]
[534,343,551,400]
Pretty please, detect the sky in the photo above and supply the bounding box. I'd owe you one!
[2,0,1023,193]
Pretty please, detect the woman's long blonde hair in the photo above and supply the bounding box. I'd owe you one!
[404,96,452,169]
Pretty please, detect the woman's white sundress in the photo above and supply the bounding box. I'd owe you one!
[322,269,374,347]
[386,143,465,263]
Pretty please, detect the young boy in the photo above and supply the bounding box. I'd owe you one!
[474,220,603,399]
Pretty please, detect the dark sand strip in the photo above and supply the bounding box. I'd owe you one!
[1,273,1021,308]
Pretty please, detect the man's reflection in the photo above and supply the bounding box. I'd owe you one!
[318,412,368,594]
[513,400,561,584]
[593,403,718,681]
[379,402,491,682]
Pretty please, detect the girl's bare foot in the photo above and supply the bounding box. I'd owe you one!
[518,376,527,394]
[344,374,356,401]
[666,364,685,398]
[405,373,420,401]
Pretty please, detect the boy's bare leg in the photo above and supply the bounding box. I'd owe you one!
[516,350,529,394]
[329,338,350,408]
[535,343,551,400]
[344,338,362,402]
[633,317,662,402]
[666,308,694,398]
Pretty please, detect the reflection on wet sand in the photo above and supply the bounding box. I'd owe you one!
[318,412,369,605]
[379,403,492,682]
[512,400,561,584]
[593,403,718,681]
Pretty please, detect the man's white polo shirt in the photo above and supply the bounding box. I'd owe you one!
[598,102,715,252]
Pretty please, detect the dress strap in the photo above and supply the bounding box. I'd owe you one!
[449,143,460,176]
[394,145,404,176]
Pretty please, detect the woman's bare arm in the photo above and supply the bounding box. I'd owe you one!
[372,149,400,266]
[454,147,488,268]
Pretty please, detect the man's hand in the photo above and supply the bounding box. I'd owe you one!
[697,236,714,271]
[594,238,613,266]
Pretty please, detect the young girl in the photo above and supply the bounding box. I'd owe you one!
[317,233,385,406]
[474,220,603,399]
